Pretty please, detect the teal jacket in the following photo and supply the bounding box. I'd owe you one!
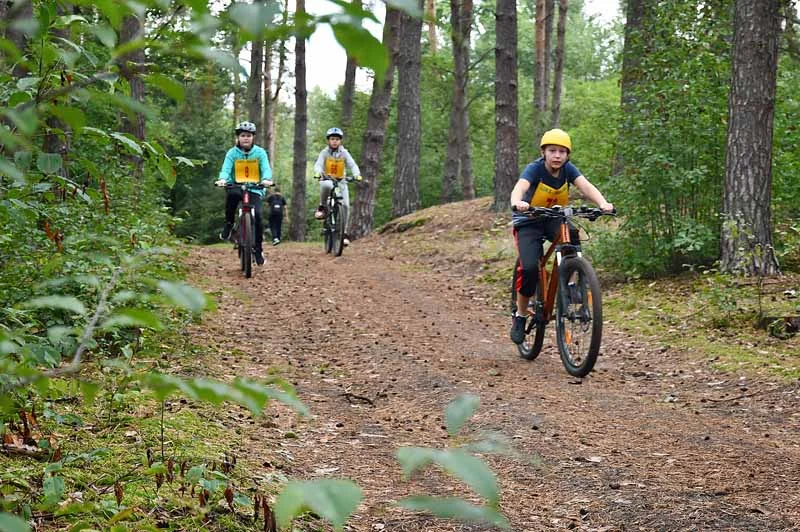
[217,144,272,197]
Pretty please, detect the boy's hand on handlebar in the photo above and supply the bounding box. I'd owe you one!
[599,201,614,213]
[261,180,273,187]
[214,179,227,187]
[512,201,530,212]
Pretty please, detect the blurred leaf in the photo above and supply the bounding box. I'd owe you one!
[51,106,87,130]
[0,513,30,532]
[81,126,109,137]
[109,132,143,155]
[80,381,100,403]
[157,156,176,189]
[54,15,88,27]
[14,150,32,171]
[145,73,184,102]
[157,281,207,313]
[196,46,246,76]
[331,23,387,78]
[435,449,499,506]
[275,479,362,530]
[9,91,32,107]
[229,1,280,40]
[398,496,509,528]
[175,156,195,167]
[0,158,24,181]
[385,0,423,17]
[444,393,480,436]
[25,296,86,315]
[101,308,163,330]
[90,25,117,48]
[36,153,63,174]
[396,447,436,477]
[43,475,66,506]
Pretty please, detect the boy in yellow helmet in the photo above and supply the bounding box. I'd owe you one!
[508,128,614,345]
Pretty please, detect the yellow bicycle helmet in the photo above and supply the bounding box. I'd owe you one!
[540,128,572,153]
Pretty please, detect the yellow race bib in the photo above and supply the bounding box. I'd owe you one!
[234,159,260,183]
[324,157,345,180]
[530,182,568,208]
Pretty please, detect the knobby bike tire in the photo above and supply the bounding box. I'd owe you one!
[511,259,546,360]
[332,203,346,257]
[555,256,602,377]
[324,204,334,254]
[242,213,253,278]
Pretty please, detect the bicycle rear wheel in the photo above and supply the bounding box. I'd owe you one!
[241,213,253,278]
[555,256,602,377]
[511,259,546,360]
[331,203,346,257]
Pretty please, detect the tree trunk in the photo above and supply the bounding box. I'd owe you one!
[614,0,648,176]
[268,0,290,161]
[543,0,554,113]
[392,2,424,218]
[247,33,264,145]
[350,8,401,239]
[460,94,474,200]
[720,0,780,275]
[341,55,357,128]
[119,13,146,179]
[442,0,473,203]
[534,0,546,115]
[43,4,71,163]
[550,0,567,127]
[493,0,517,211]
[263,41,274,161]
[289,0,308,242]
[233,38,242,128]
[2,0,32,78]
[426,0,437,53]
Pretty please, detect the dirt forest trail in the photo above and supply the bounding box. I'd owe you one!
[186,234,800,532]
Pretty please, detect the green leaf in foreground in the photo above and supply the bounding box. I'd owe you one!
[0,513,31,532]
[398,496,509,528]
[435,449,500,506]
[25,296,86,315]
[331,23,387,79]
[444,393,480,435]
[100,308,164,330]
[36,152,63,174]
[275,479,362,531]
[157,281,208,313]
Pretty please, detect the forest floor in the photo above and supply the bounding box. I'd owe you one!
[185,197,800,532]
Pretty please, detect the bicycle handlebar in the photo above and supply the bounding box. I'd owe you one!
[513,205,617,221]
[215,182,273,189]
[316,175,354,183]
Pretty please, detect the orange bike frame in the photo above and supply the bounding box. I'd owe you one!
[537,221,573,322]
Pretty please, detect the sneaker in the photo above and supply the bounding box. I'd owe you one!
[343,234,350,246]
[272,238,280,246]
[255,249,265,265]
[220,222,233,240]
[510,312,527,344]
[314,205,326,220]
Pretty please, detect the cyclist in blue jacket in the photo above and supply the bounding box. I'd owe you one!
[215,121,273,265]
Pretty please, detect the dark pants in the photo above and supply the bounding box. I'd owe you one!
[513,220,580,297]
[268,214,283,240]
[225,189,264,251]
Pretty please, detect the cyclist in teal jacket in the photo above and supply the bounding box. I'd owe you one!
[215,121,273,265]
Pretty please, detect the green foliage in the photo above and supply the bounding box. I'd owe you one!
[394,394,511,528]
[275,479,363,530]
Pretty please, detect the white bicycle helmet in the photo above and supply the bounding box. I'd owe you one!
[326,127,344,139]
[235,121,256,134]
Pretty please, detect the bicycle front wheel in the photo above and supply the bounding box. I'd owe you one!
[242,213,253,278]
[331,203,346,257]
[511,259,546,360]
[555,256,602,377]
[324,207,334,254]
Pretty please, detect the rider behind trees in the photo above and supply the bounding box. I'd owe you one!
[508,128,614,344]
[215,121,273,265]
[313,127,361,246]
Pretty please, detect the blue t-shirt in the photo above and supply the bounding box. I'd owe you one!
[512,158,581,226]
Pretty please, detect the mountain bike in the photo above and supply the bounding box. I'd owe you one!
[510,205,616,377]
[216,182,266,279]
[320,175,353,257]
